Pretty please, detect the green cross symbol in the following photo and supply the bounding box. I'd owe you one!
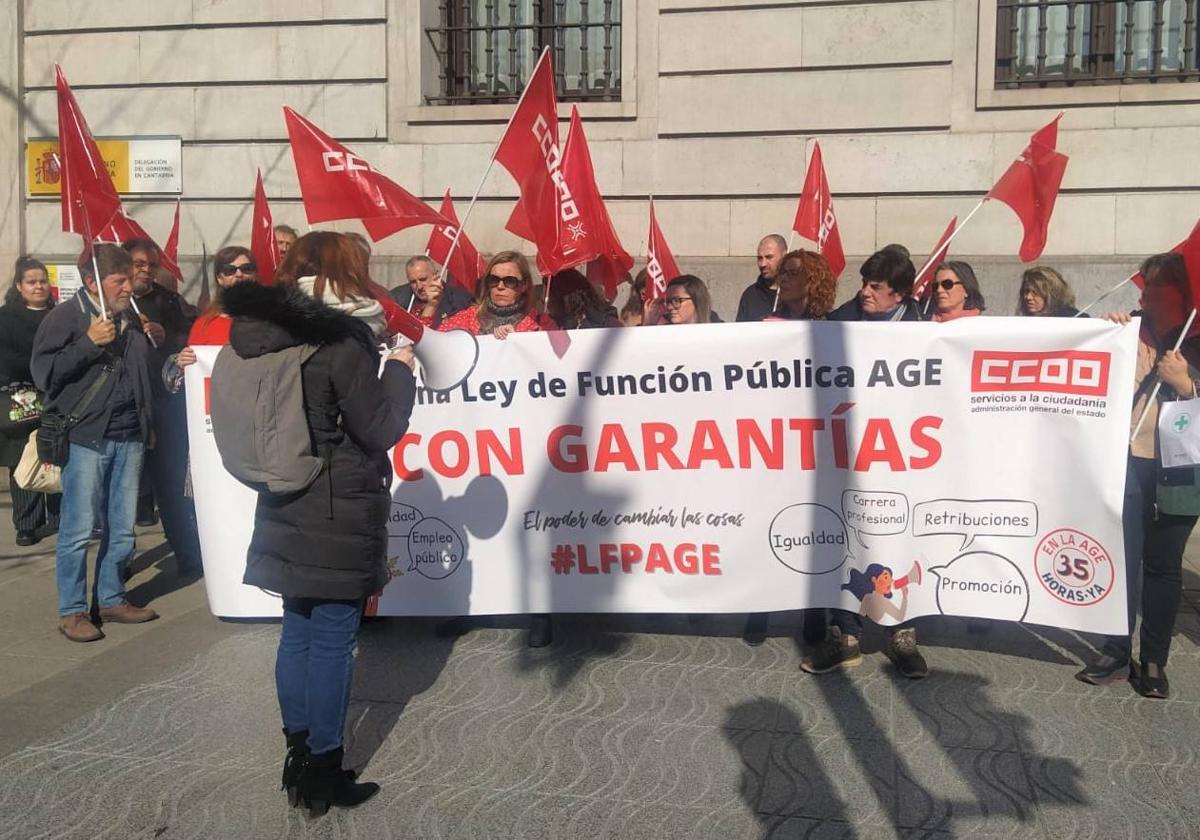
[1176,414,1191,433]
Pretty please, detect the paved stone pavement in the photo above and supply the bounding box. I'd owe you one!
[5,472,1200,839]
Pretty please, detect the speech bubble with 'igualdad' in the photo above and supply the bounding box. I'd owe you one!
[768,503,848,575]
[912,499,1038,551]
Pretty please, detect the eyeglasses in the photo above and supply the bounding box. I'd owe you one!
[218,262,257,277]
[484,274,523,290]
[937,279,963,291]
[132,260,158,271]
[664,296,693,308]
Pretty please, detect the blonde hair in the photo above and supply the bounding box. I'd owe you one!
[1019,265,1074,315]
[476,250,534,314]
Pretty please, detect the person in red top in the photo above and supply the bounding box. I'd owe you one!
[437,251,553,339]
[435,250,553,648]
[929,261,985,322]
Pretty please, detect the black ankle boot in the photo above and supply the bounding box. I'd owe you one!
[1133,661,1170,699]
[297,747,379,817]
[281,729,309,807]
[1075,654,1131,686]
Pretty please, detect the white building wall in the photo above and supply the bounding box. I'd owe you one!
[11,0,1200,315]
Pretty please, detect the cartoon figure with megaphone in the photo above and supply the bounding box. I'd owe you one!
[842,560,923,624]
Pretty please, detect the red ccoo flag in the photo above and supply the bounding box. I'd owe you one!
[250,170,280,285]
[507,106,633,299]
[556,107,632,299]
[912,216,958,300]
[987,114,1069,262]
[494,48,580,275]
[791,142,846,277]
[283,107,449,240]
[56,65,122,253]
[426,190,485,294]
[162,199,182,282]
[644,199,682,302]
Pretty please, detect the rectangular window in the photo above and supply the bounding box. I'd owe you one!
[426,1,622,104]
[996,0,1199,85]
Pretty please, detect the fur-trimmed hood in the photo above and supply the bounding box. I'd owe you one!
[222,281,378,359]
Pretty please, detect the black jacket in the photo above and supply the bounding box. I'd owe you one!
[389,283,474,329]
[735,275,777,323]
[132,283,197,399]
[827,295,923,322]
[30,293,154,451]
[0,301,54,464]
[0,301,51,385]
[223,282,417,601]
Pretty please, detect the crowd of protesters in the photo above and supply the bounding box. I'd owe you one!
[4,224,1196,815]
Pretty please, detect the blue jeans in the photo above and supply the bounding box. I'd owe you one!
[56,440,144,616]
[276,598,363,756]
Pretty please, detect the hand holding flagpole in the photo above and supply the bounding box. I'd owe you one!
[1131,308,1198,443]
[128,297,158,348]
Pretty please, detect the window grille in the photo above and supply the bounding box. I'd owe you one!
[996,0,1199,85]
[426,1,622,104]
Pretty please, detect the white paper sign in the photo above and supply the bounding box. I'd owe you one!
[1158,398,1200,467]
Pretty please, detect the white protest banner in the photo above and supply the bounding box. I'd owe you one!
[1158,398,1200,468]
[185,319,1137,634]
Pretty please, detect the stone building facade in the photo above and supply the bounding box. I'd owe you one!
[1,0,1196,315]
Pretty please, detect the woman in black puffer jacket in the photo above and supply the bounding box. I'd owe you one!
[221,232,415,816]
[0,257,58,545]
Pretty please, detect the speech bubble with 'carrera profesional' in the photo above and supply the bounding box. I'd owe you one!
[841,490,909,551]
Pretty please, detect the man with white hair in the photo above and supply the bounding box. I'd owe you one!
[388,255,473,329]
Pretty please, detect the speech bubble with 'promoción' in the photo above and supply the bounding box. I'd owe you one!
[912,499,1038,551]
[841,490,909,551]
[929,551,1030,622]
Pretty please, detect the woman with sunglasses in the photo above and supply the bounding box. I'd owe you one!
[929,261,985,322]
[437,251,553,338]
[159,246,260,390]
[1076,253,1200,699]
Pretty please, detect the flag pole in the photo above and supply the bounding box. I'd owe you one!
[128,297,158,348]
[438,46,553,287]
[1076,274,1136,317]
[911,197,987,290]
[91,245,108,321]
[77,198,108,321]
[1130,307,1198,442]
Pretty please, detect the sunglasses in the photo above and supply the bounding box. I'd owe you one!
[218,262,257,277]
[937,279,963,291]
[484,274,523,290]
[664,296,693,308]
